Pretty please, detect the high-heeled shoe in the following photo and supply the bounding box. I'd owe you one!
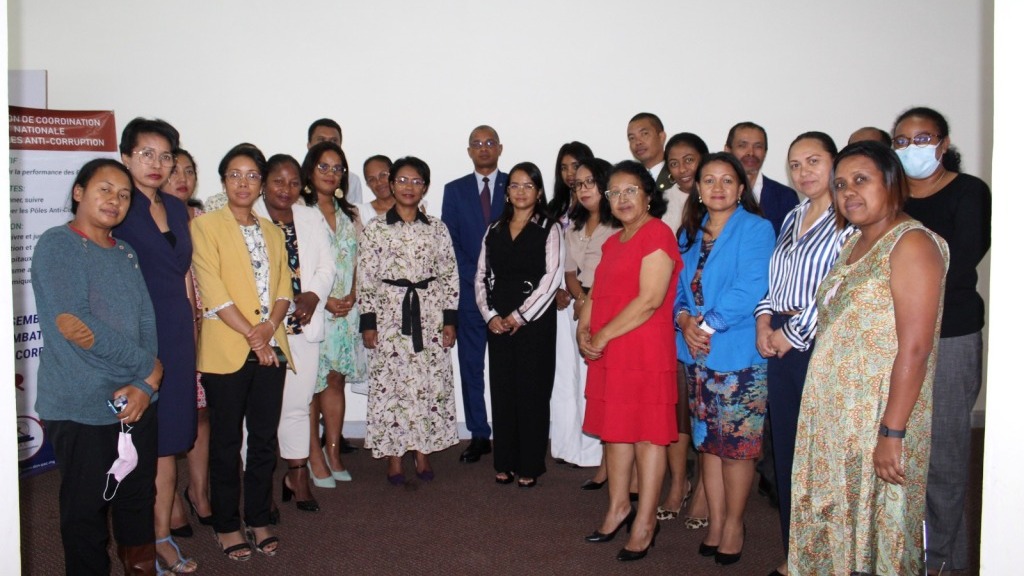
[282,466,319,512]
[580,478,606,491]
[616,522,659,561]
[584,508,636,543]
[714,524,745,566]
[155,536,198,573]
[307,462,337,488]
[182,489,213,527]
[698,541,718,556]
[323,446,352,481]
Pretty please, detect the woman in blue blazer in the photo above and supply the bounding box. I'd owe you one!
[674,152,774,567]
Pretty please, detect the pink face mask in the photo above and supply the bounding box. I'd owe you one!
[103,421,138,501]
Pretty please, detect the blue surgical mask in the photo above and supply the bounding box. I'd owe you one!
[896,144,941,179]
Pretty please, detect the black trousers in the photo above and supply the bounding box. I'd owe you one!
[487,307,556,478]
[766,313,814,554]
[48,403,158,576]
[203,358,286,533]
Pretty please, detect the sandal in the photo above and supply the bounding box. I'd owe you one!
[213,531,252,562]
[683,516,709,530]
[495,472,514,485]
[155,536,197,574]
[517,477,537,488]
[246,526,279,557]
[656,505,682,521]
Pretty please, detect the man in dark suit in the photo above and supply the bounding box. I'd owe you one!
[627,112,673,193]
[724,121,798,237]
[441,125,508,463]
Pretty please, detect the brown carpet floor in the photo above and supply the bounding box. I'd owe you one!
[20,431,984,575]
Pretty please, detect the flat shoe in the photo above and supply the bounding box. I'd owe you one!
[416,469,435,482]
[387,473,406,486]
[517,477,536,488]
[683,516,709,530]
[495,472,514,485]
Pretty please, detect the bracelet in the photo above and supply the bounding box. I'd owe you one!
[878,424,906,438]
[260,317,278,331]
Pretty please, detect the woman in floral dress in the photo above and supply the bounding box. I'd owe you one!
[358,156,459,484]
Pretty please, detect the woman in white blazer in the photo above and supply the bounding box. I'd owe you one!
[256,154,336,509]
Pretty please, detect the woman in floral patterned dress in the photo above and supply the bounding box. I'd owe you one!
[788,141,948,576]
[358,156,459,485]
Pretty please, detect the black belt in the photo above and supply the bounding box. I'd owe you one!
[382,276,436,352]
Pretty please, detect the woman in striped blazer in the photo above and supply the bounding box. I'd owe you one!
[754,132,853,576]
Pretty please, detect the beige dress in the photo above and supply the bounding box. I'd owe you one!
[789,220,948,576]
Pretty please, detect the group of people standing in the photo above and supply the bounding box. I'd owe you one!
[31,106,988,576]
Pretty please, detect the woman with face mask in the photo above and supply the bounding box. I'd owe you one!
[32,159,163,574]
[892,107,991,575]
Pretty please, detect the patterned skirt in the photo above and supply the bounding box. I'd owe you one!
[687,360,767,460]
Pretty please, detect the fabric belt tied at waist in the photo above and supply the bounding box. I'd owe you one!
[382,276,436,352]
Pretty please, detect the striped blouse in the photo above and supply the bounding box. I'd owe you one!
[754,199,854,351]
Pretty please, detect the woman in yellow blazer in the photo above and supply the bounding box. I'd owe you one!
[191,143,293,561]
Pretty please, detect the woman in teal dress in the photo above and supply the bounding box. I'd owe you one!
[301,142,366,487]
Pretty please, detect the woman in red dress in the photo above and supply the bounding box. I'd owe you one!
[578,160,682,562]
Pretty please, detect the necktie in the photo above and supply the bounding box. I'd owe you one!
[481,176,491,222]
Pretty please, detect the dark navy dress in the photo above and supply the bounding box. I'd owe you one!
[114,189,197,456]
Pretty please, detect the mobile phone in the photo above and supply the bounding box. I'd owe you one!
[107,395,128,415]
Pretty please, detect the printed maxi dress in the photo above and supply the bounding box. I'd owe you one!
[357,211,460,458]
[788,220,948,576]
[316,209,366,390]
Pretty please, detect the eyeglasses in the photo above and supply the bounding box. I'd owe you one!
[171,166,196,179]
[226,170,262,182]
[508,182,536,192]
[604,186,640,200]
[366,170,390,185]
[469,139,499,149]
[572,177,597,191]
[892,133,942,150]
[316,163,346,175]
[394,176,426,188]
[133,148,174,167]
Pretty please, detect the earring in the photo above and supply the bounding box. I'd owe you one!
[334,188,344,199]
[303,185,312,195]
[698,196,703,204]
[647,203,651,211]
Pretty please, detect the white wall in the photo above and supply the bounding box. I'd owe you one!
[7,0,994,423]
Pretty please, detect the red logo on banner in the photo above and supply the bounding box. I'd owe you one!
[8,106,118,152]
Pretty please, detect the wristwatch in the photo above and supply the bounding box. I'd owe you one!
[878,424,906,438]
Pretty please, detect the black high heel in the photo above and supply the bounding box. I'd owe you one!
[698,541,718,557]
[282,464,320,512]
[616,522,660,561]
[584,508,636,543]
[183,488,213,526]
[714,524,745,565]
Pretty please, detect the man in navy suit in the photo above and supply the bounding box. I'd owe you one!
[724,121,798,237]
[441,125,508,463]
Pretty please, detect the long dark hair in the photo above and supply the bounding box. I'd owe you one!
[679,152,761,249]
[496,162,552,229]
[550,141,594,219]
[300,141,356,222]
[567,158,616,231]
